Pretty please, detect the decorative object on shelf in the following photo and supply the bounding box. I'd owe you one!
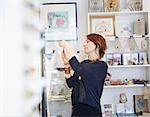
[128,80,134,85]
[119,93,127,103]
[133,95,148,114]
[111,79,123,85]
[113,53,122,65]
[123,79,128,85]
[105,72,112,86]
[116,103,135,116]
[114,36,122,51]
[125,103,135,114]
[132,79,144,84]
[116,103,125,114]
[116,21,133,36]
[128,60,136,65]
[128,0,143,11]
[141,37,148,51]
[89,15,115,36]
[128,36,137,51]
[123,53,131,65]
[139,52,148,65]
[130,53,139,65]
[104,0,120,12]
[103,104,114,116]
[134,19,145,35]
[88,0,104,12]
[143,81,149,99]
[123,53,138,65]
[40,2,77,41]
[106,54,114,65]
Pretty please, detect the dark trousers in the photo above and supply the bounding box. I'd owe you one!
[71,103,102,117]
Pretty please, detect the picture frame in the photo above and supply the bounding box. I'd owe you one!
[130,53,139,65]
[88,0,104,12]
[106,54,114,65]
[133,95,148,113]
[139,52,147,65]
[113,53,122,65]
[40,2,77,41]
[123,53,131,65]
[115,20,133,36]
[104,0,120,12]
[103,104,114,116]
[89,16,115,36]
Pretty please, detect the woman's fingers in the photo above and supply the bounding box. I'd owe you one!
[61,50,69,65]
[59,40,69,48]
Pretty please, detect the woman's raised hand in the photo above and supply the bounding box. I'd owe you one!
[59,40,69,48]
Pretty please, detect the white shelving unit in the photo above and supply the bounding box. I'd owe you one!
[88,0,150,113]
[104,84,150,89]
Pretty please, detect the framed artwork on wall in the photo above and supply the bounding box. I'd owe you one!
[89,16,115,36]
[40,2,77,41]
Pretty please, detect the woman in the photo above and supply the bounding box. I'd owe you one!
[59,33,108,117]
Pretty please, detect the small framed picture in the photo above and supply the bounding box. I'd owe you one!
[123,53,131,65]
[89,15,115,36]
[106,54,114,65]
[125,103,134,114]
[113,53,122,65]
[116,103,125,114]
[133,95,148,113]
[130,53,139,65]
[103,104,114,116]
[88,0,104,12]
[115,21,133,36]
[139,52,147,65]
[104,0,120,12]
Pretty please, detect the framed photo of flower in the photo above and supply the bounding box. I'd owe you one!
[89,15,115,36]
[40,2,77,41]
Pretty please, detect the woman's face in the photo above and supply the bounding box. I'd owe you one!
[83,39,96,54]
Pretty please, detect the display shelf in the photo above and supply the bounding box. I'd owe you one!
[104,84,150,89]
[88,11,148,16]
[88,1,150,113]
[105,35,150,41]
[108,64,150,68]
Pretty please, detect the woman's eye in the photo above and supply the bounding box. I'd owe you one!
[86,40,90,43]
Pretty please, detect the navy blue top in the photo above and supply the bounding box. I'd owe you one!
[66,56,108,109]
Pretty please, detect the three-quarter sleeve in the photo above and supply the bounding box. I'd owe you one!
[69,56,85,75]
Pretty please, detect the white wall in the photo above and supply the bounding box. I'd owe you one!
[0,0,24,116]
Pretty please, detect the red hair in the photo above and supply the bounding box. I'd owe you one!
[86,33,107,59]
